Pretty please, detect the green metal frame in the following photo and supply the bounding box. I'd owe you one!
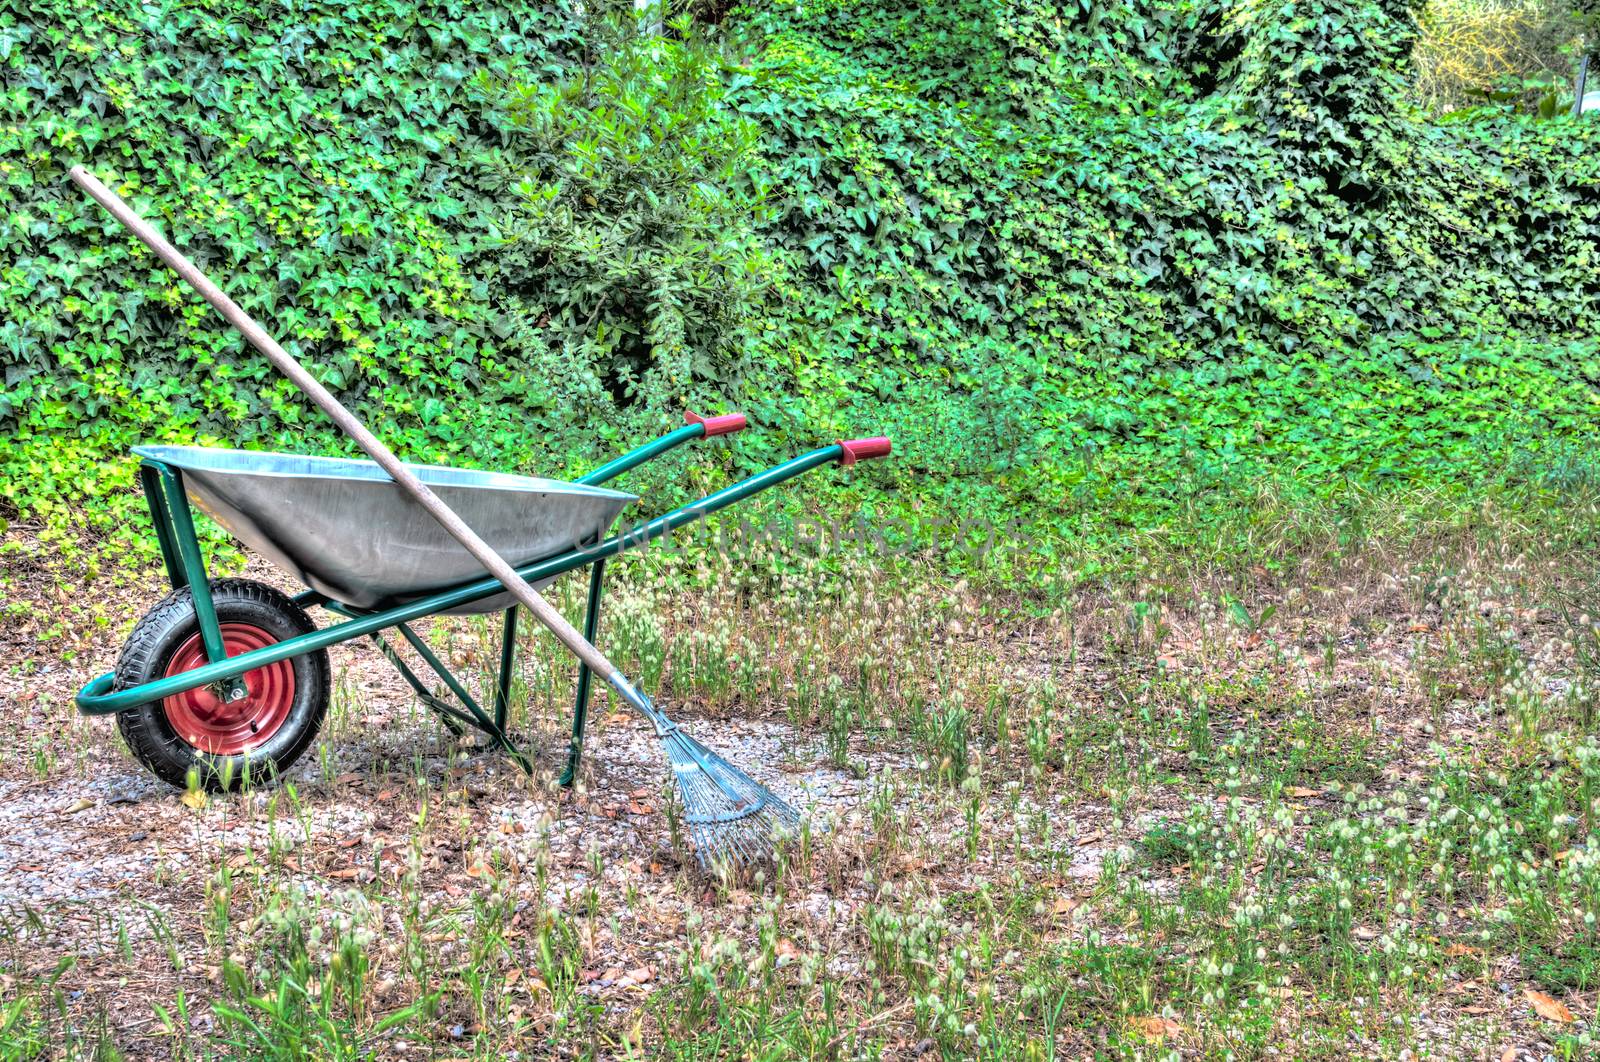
[138,463,246,700]
[77,421,851,786]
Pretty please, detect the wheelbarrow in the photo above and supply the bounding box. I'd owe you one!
[67,166,892,866]
[75,418,889,795]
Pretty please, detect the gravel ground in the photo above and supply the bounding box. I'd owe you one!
[1,537,1586,1058]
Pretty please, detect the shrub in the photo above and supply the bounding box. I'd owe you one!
[478,6,774,414]
[0,0,775,550]
[732,0,1600,508]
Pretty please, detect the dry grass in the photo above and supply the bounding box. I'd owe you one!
[1412,0,1581,112]
[2,485,1599,1058]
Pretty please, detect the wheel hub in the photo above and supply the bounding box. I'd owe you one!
[162,623,295,755]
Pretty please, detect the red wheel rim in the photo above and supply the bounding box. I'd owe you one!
[162,623,295,756]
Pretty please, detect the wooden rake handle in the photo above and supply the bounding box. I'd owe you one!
[68,166,650,709]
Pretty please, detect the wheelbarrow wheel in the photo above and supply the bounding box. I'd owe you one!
[114,579,330,792]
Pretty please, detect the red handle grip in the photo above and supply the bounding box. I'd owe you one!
[837,437,892,466]
[686,410,748,437]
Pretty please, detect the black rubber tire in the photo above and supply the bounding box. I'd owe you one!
[114,579,330,792]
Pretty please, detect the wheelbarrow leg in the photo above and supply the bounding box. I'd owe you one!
[560,559,607,787]
[493,607,517,731]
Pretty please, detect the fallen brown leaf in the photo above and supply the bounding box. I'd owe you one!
[1525,989,1574,1023]
[1125,1015,1182,1041]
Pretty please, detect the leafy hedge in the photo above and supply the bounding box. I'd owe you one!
[731,0,1600,518]
[3,0,1598,574]
[0,0,779,548]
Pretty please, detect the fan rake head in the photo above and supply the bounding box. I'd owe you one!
[609,675,801,867]
[661,726,801,867]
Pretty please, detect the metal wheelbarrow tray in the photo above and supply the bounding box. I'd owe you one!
[76,412,891,793]
[132,445,637,614]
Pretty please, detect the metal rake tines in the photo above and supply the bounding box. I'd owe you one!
[614,678,801,867]
[660,727,801,868]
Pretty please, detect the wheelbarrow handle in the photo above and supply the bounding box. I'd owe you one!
[836,437,892,466]
[685,410,747,437]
